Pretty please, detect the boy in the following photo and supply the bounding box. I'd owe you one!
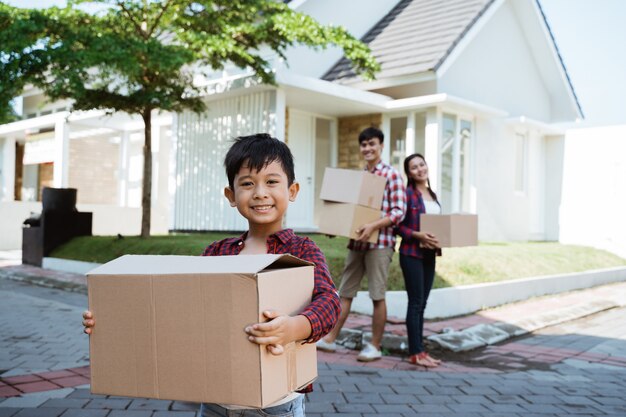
[316,127,406,362]
[83,133,341,416]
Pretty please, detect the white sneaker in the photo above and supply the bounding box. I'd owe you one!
[316,338,337,352]
[357,342,382,362]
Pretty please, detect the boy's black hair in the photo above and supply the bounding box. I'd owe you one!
[358,127,384,144]
[224,133,296,189]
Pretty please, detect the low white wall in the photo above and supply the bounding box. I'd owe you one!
[0,201,167,250]
[0,201,42,250]
[76,203,143,236]
[559,125,626,258]
[351,266,626,319]
[43,257,101,275]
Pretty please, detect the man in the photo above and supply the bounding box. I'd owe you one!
[317,127,406,361]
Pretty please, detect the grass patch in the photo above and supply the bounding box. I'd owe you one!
[51,234,626,291]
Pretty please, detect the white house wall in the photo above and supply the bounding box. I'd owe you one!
[474,118,549,241]
[173,91,277,231]
[439,1,552,122]
[559,125,626,258]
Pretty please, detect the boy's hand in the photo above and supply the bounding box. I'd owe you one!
[82,311,95,335]
[245,310,311,356]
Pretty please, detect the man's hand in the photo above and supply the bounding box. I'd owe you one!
[355,222,377,242]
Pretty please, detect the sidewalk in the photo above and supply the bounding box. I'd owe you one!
[2,260,626,358]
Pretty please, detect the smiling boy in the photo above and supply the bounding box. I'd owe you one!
[84,133,340,416]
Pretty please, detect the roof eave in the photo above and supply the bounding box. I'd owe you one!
[386,93,509,118]
[332,71,437,91]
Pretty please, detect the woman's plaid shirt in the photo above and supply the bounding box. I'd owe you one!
[348,161,407,251]
[396,185,442,259]
[202,228,340,343]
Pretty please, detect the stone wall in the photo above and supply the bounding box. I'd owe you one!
[337,114,382,168]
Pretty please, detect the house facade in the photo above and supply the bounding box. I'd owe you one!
[169,0,582,241]
[1,0,590,250]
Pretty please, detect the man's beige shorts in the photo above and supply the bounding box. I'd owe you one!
[338,248,394,300]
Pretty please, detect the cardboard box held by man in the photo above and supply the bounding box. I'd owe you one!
[317,167,386,244]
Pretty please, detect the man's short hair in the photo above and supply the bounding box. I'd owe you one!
[224,133,296,189]
[358,127,384,144]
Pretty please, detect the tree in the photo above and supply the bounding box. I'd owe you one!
[0,0,379,237]
[0,5,51,124]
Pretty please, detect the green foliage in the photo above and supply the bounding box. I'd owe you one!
[0,4,49,122]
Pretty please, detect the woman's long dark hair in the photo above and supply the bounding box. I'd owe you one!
[403,153,439,203]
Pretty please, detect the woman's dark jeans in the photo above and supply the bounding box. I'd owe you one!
[399,252,436,355]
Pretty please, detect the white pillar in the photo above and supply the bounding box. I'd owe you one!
[53,119,70,187]
[1,137,16,201]
[152,122,171,235]
[168,114,179,230]
[424,108,440,191]
[451,118,461,212]
[381,114,391,163]
[406,112,416,157]
[118,131,130,206]
[274,88,286,141]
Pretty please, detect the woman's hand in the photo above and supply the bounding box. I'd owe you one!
[414,231,439,249]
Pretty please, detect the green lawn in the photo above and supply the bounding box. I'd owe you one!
[50,233,626,291]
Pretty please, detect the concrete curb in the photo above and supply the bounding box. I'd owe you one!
[352,266,626,319]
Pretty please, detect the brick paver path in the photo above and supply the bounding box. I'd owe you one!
[2,266,626,416]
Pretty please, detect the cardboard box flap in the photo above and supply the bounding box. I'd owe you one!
[87,254,313,276]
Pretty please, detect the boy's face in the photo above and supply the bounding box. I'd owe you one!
[224,160,299,232]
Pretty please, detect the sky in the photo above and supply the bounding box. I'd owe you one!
[5,0,626,126]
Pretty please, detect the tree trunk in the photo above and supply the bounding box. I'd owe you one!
[140,108,152,238]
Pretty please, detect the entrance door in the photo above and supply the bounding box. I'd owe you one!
[286,110,315,231]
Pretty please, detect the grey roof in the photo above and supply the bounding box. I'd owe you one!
[323,0,494,83]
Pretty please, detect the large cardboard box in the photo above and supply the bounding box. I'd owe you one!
[319,167,386,209]
[317,201,381,244]
[420,214,478,248]
[87,254,317,408]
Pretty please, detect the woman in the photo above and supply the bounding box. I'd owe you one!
[396,153,442,367]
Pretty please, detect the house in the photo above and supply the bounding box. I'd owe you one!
[0,0,589,250]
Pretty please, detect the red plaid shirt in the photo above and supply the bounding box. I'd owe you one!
[348,161,406,251]
[202,228,340,343]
